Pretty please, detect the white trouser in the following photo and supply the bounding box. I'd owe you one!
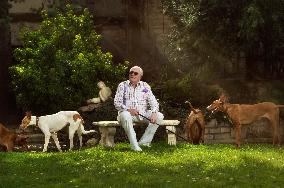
[118,111,164,150]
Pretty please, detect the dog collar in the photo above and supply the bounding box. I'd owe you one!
[36,117,39,127]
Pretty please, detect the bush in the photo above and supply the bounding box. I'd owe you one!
[160,74,221,107]
[9,5,127,114]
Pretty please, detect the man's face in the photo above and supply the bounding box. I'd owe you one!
[129,68,142,85]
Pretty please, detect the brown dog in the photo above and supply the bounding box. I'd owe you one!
[0,123,28,152]
[184,102,205,144]
[206,94,284,148]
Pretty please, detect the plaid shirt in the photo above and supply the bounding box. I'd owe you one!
[114,80,159,117]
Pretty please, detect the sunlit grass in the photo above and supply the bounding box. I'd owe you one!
[1,143,284,188]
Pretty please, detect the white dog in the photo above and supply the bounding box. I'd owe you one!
[20,111,96,152]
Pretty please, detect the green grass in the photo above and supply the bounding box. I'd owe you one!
[1,143,284,188]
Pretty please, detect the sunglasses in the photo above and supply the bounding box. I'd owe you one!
[129,71,139,76]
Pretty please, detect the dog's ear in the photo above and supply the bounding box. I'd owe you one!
[73,114,84,124]
[219,93,229,103]
[25,111,32,119]
[23,135,29,139]
[15,134,28,144]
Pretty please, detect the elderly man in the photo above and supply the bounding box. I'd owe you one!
[114,66,164,151]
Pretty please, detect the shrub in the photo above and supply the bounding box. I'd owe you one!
[10,5,127,114]
[160,74,221,107]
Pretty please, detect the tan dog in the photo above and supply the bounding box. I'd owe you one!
[0,123,28,152]
[206,94,284,148]
[184,102,205,144]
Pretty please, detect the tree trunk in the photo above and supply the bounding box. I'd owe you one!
[245,53,256,80]
[0,0,15,121]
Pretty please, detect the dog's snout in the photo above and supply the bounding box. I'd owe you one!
[19,124,26,131]
[204,109,210,116]
[206,105,212,111]
[204,109,214,120]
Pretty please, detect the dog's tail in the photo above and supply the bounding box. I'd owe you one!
[185,101,198,114]
[79,124,96,134]
[73,114,97,134]
[277,105,284,108]
[189,120,202,145]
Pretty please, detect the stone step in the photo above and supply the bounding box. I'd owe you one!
[26,133,45,144]
[26,133,70,144]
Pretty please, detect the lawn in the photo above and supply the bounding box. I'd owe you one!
[1,143,284,188]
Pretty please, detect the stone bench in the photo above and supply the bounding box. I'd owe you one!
[92,120,180,147]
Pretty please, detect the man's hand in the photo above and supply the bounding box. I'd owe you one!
[127,109,139,116]
[150,112,157,124]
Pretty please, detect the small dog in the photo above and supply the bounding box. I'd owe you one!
[206,93,284,148]
[20,111,96,152]
[0,123,28,152]
[184,102,205,144]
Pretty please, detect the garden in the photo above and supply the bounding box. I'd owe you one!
[1,1,284,187]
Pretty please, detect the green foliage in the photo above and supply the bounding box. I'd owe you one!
[159,72,221,109]
[1,144,284,187]
[10,5,128,113]
[162,0,233,80]
[160,0,238,107]
[159,0,284,109]
[162,0,284,80]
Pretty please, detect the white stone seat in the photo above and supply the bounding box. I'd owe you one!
[92,120,180,147]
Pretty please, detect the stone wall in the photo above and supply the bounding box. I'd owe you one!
[204,118,284,144]
[9,0,173,82]
[143,0,172,55]
[9,0,51,13]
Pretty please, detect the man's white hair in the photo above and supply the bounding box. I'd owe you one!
[130,66,143,76]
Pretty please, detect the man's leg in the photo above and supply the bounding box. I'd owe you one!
[139,112,164,146]
[119,111,142,151]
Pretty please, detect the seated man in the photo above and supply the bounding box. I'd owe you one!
[114,66,164,151]
[87,81,112,104]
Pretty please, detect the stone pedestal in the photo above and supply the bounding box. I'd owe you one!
[166,126,177,145]
[99,127,116,147]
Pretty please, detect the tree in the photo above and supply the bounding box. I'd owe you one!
[0,0,18,114]
[10,5,127,114]
[0,0,12,113]
[162,0,284,79]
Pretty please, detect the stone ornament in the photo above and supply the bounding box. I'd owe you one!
[79,81,112,112]
[87,81,112,104]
